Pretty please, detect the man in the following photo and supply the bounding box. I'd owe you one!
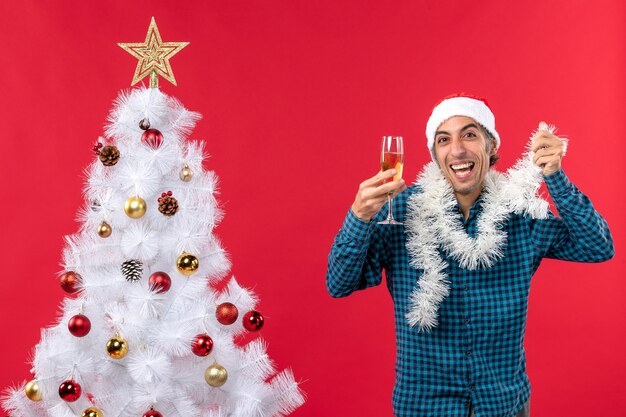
[326,94,614,417]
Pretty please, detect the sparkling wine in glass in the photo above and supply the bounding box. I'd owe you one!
[378,136,404,225]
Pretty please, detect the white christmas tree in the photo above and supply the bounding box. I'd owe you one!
[2,18,304,417]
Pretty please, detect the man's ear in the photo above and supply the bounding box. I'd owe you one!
[490,139,498,155]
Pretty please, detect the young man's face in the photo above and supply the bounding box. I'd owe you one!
[433,116,496,197]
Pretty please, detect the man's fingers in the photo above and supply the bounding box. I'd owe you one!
[361,169,397,188]
[534,155,558,167]
[531,136,553,152]
[361,193,393,212]
[532,142,563,156]
[533,147,561,163]
[367,185,407,208]
[362,179,405,199]
[531,136,562,153]
[373,195,391,205]
[372,179,406,198]
[385,182,408,198]
[394,184,408,198]
[378,169,397,180]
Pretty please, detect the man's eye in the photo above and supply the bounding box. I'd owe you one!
[465,132,476,138]
[437,137,448,143]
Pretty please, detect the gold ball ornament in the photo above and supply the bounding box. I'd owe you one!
[124,196,147,219]
[106,335,129,359]
[179,164,193,182]
[176,253,199,276]
[204,363,228,387]
[25,380,42,401]
[97,221,112,238]
[82,408,104,417]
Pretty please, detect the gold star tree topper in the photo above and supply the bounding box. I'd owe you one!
[118,17,189,88]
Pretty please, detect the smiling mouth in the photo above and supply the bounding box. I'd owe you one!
[449,162,475,178]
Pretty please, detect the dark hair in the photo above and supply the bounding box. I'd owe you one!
[479,124,500,166]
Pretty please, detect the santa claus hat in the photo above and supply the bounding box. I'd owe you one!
[425,93,500,158]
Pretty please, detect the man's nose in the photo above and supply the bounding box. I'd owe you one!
[450,136,466,156]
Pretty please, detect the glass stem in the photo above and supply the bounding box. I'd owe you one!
[388,193,393,221]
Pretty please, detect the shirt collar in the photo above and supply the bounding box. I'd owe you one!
[452,190,485,222]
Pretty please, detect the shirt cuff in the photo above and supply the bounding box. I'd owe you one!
[341,208,375,242]
[543,168,572,197]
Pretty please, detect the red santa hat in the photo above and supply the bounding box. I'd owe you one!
[425,93,500,158]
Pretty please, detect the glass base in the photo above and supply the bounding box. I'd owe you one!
[378,218,403,225]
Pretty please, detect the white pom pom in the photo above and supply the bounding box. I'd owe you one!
[127,347,173,384]
[134,136,182,176]
[117,161,162,199]
[121,222,160,263]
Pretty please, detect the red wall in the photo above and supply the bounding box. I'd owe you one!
[1,1,624,416]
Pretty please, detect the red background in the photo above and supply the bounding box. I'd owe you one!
[1,1,624,416]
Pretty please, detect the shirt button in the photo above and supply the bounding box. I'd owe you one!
[464,317,470,324]
[464,401,471,408]
[463,285,469,291]
[466,350,472,356]
[469,384,475,391]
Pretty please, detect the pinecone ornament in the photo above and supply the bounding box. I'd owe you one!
[139,118,151,130]
[99,145,120,166]
[158,191,178,216]
[121,259,143,282]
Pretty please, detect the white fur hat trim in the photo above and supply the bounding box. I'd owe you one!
[425,96,500,158]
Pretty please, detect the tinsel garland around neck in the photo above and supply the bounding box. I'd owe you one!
[404,126,561,331]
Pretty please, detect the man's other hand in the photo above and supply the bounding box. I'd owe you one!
[532,121,566,176]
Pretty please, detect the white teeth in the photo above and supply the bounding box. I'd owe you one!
[451,162,474,170]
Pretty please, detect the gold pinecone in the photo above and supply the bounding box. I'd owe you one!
[99,145,120,166]
[158,195,179,216]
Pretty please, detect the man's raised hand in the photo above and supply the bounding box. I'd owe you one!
[351,170,407,221]
[532,121,567,176]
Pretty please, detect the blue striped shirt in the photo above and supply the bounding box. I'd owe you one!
[326,169,613,417]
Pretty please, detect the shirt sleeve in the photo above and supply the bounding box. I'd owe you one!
[532,168,614,262]
[326,208,391,298]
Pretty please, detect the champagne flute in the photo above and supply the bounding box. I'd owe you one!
[378,136,404,225]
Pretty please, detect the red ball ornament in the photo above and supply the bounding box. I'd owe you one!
[216,302,238,325]
[60,271,81,294]
[141,128,163,149]
[68,314,91,337]
[58,379,82,402]
[191,333,214,356]
[148,272,171,294]
[242,310,264,331]
[143,410,163,417]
